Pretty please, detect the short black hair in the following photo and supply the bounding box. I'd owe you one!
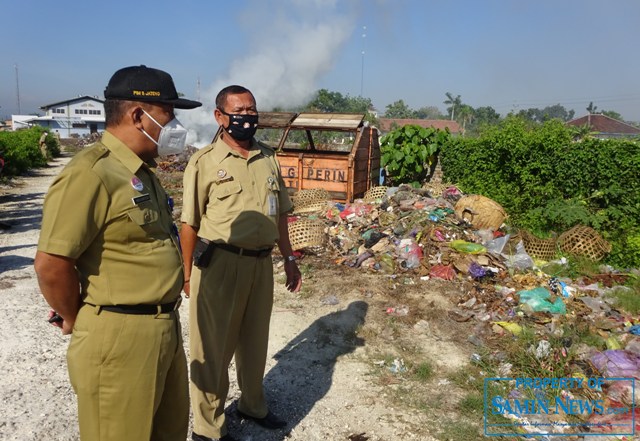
[104,99,133,127]
[215,85,254,111]
[104,99,154,127]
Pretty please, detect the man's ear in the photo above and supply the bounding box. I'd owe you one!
[131,106,145,128]
[214,108,225,127]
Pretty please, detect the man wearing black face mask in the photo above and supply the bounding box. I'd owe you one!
[180,85,301,441]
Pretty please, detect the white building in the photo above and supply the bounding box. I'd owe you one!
[13,96,106,138]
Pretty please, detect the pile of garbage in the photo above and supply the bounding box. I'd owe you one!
[287,185,640,438]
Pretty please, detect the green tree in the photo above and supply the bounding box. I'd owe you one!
[381,125,451,186]
[515,105,574,123]
[306,89,348,112]
[384,99,414,118]
[443,92,462,120]
[601,110,623,121]
[586,101,598,114]
[541,104,575,122]
[472,106,501,128]
[414,106,444,119]
[457,104,475,136]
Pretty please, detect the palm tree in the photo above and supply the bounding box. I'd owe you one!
[457,104,474,137]
[444,92,462,121]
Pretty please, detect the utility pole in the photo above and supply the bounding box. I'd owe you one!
[15,64,21,114]
[360,26,366,97]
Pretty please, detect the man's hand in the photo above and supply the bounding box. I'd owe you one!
[180,223,198,299]
[34,251,80,335]
[47,310,74,335]
[284,260,302,292]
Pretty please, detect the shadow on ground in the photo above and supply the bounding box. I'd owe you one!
[227,300,369,440]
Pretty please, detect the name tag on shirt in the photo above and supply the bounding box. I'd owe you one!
[132,194,151,205]
[268,194,277,216]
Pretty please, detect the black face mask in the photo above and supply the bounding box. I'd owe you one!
[219,109,259,141]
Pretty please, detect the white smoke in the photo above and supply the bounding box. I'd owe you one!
[179,0,360,147]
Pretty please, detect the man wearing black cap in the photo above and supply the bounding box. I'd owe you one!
[34,65,201,441]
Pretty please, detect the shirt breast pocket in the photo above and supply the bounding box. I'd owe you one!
[125,202,164,252]
[213,181,243,214]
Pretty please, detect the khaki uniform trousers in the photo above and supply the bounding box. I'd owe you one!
[67,304,189,441]
[189,248,274,438]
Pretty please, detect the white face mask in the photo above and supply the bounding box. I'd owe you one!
[140,109,188,156]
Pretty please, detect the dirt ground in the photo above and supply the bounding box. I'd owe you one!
[0,154,481,441]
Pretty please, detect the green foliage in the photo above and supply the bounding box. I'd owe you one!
[384,99,414,119]
[43,132,61,157]
[0,127,49,176]
[441,116,640,268]
[303,89,378,127]
[411,361,434,382]
[513,104,575,123]
[381,125,451,187]
[606,285,640,314]
[607,231,640,269]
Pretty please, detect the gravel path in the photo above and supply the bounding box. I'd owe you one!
[0,154,437,441]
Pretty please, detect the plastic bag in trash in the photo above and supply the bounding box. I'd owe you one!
[501,241,534,270]
[429,264,456,280]
[517,287,566,314]
[590,350,640,378]
[449,239,486,254]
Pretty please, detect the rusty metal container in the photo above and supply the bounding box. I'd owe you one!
[254,112,380,202]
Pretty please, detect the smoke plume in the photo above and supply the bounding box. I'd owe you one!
[179,0,360,147]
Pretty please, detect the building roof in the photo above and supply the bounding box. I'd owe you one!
[566,114,640,135]
[377,118,461,134]
[40,95,105,110]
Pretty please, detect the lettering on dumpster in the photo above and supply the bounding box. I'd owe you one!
[280,166,346,182]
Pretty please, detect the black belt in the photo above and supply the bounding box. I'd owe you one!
[90,299,181,315]
[216,243,273,258]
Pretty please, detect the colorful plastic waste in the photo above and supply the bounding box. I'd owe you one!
[429,264,456,280]
[517,287,566,314]
[492,321,523,336]
[449,239,486,254]
[590,350,640,378]
[628,325,640,335]
[468,261,489,280]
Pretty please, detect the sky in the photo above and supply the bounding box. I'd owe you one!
[2,0,640,145]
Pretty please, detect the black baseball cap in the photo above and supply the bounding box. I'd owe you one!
[104,65,202,109]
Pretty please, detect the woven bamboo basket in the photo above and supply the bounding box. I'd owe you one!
[292,188,330,214]
[520,230,558,260]
[454,195,507,230]
[558,225,611,261]
[288,218,327,251]
[363,186,388,203]
[422,182,449,198]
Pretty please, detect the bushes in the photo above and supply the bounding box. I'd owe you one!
[0,127,59,177]
[380,125,452,187]
[440,116,640,268]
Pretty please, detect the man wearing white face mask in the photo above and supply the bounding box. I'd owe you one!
[34,65,201,441]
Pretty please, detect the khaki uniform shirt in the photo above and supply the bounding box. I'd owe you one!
[38,131,184,306]
[181,135,292,249]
